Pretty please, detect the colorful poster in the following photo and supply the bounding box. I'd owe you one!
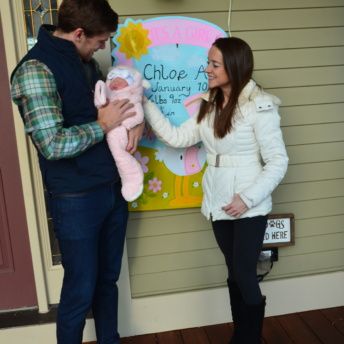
[112,16,227,211]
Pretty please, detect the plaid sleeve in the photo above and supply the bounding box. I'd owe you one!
[11,60,104,160]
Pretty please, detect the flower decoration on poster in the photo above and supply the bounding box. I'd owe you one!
[112,16,227,211]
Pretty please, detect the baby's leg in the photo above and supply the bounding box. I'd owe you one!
[121,103,144,130]
[107,126,144,201]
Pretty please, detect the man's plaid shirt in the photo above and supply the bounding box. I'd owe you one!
[11,60,104,159]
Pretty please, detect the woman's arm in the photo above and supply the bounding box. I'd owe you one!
[143,100,201,148]
[239,104,289,208]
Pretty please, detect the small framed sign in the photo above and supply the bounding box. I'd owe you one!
[263,213,295,248]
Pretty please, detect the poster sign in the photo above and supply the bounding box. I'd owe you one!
[112,16,227,211]
[263,214,295,247]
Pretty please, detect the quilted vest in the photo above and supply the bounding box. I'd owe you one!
[12,25,119,194]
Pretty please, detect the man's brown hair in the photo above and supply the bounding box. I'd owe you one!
[57,0,118,37]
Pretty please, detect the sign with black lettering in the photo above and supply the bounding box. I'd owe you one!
[263,214,295,247]
[112,16,227,211]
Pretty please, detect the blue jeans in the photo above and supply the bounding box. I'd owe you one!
[48,181,128,344]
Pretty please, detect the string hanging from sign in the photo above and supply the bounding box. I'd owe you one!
[227,0,233,35]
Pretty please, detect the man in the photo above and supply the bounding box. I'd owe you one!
[11,1,142,343]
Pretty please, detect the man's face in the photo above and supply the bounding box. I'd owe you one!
[77,31,110,61]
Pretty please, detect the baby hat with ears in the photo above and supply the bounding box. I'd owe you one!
[107,67,134,86]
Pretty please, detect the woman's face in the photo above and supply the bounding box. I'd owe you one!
[206,45,231,95]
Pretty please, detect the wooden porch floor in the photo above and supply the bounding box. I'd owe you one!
[86,306,344,344]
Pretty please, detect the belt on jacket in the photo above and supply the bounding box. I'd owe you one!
[207,154,260,167]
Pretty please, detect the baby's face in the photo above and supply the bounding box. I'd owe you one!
[109,77,129,90]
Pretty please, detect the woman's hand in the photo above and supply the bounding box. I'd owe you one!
[126,121,145,154]
[222,194,248,217]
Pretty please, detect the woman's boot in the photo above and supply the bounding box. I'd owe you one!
[227,280,243,344]
[240,296,266,344]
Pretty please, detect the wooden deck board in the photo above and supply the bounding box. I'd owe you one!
[84,306,344,344]
[156,330,183,344]
[120,333,157,344]
[180,327,209,344]
[321,306,344,336]
[263,316,293,344]
[276,313,322,344]
[203,323,233,344]
[299,309,344,344]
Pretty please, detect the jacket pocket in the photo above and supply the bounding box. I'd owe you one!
[234,165,262,194]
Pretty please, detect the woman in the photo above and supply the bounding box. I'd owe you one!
[143,37,288,343]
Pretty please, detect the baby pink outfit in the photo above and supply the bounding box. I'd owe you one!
[94,66,149,201]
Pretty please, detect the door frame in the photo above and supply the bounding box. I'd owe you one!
[0,0,49,312]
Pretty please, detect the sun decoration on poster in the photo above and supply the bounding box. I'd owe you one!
[116,21,152,60]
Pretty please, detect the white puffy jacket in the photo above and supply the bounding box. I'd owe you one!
[143,79,289,220]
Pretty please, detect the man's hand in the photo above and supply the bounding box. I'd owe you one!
[222,194,248,218]
[97,99,135,133]
[126,122,145,154]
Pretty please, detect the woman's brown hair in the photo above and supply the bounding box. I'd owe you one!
[57,0,118,37]
[197,37,254,138]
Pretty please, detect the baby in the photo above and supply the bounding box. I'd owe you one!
[94,66,150,202]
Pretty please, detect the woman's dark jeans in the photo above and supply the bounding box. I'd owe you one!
[212,216,267,305]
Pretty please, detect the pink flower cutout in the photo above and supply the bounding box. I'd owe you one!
[148,177,162,193]
[134,151,149,173]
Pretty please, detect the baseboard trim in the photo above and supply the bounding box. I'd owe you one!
[122,271,344,336]
[0,307,56,329]
[0,306,93,330]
